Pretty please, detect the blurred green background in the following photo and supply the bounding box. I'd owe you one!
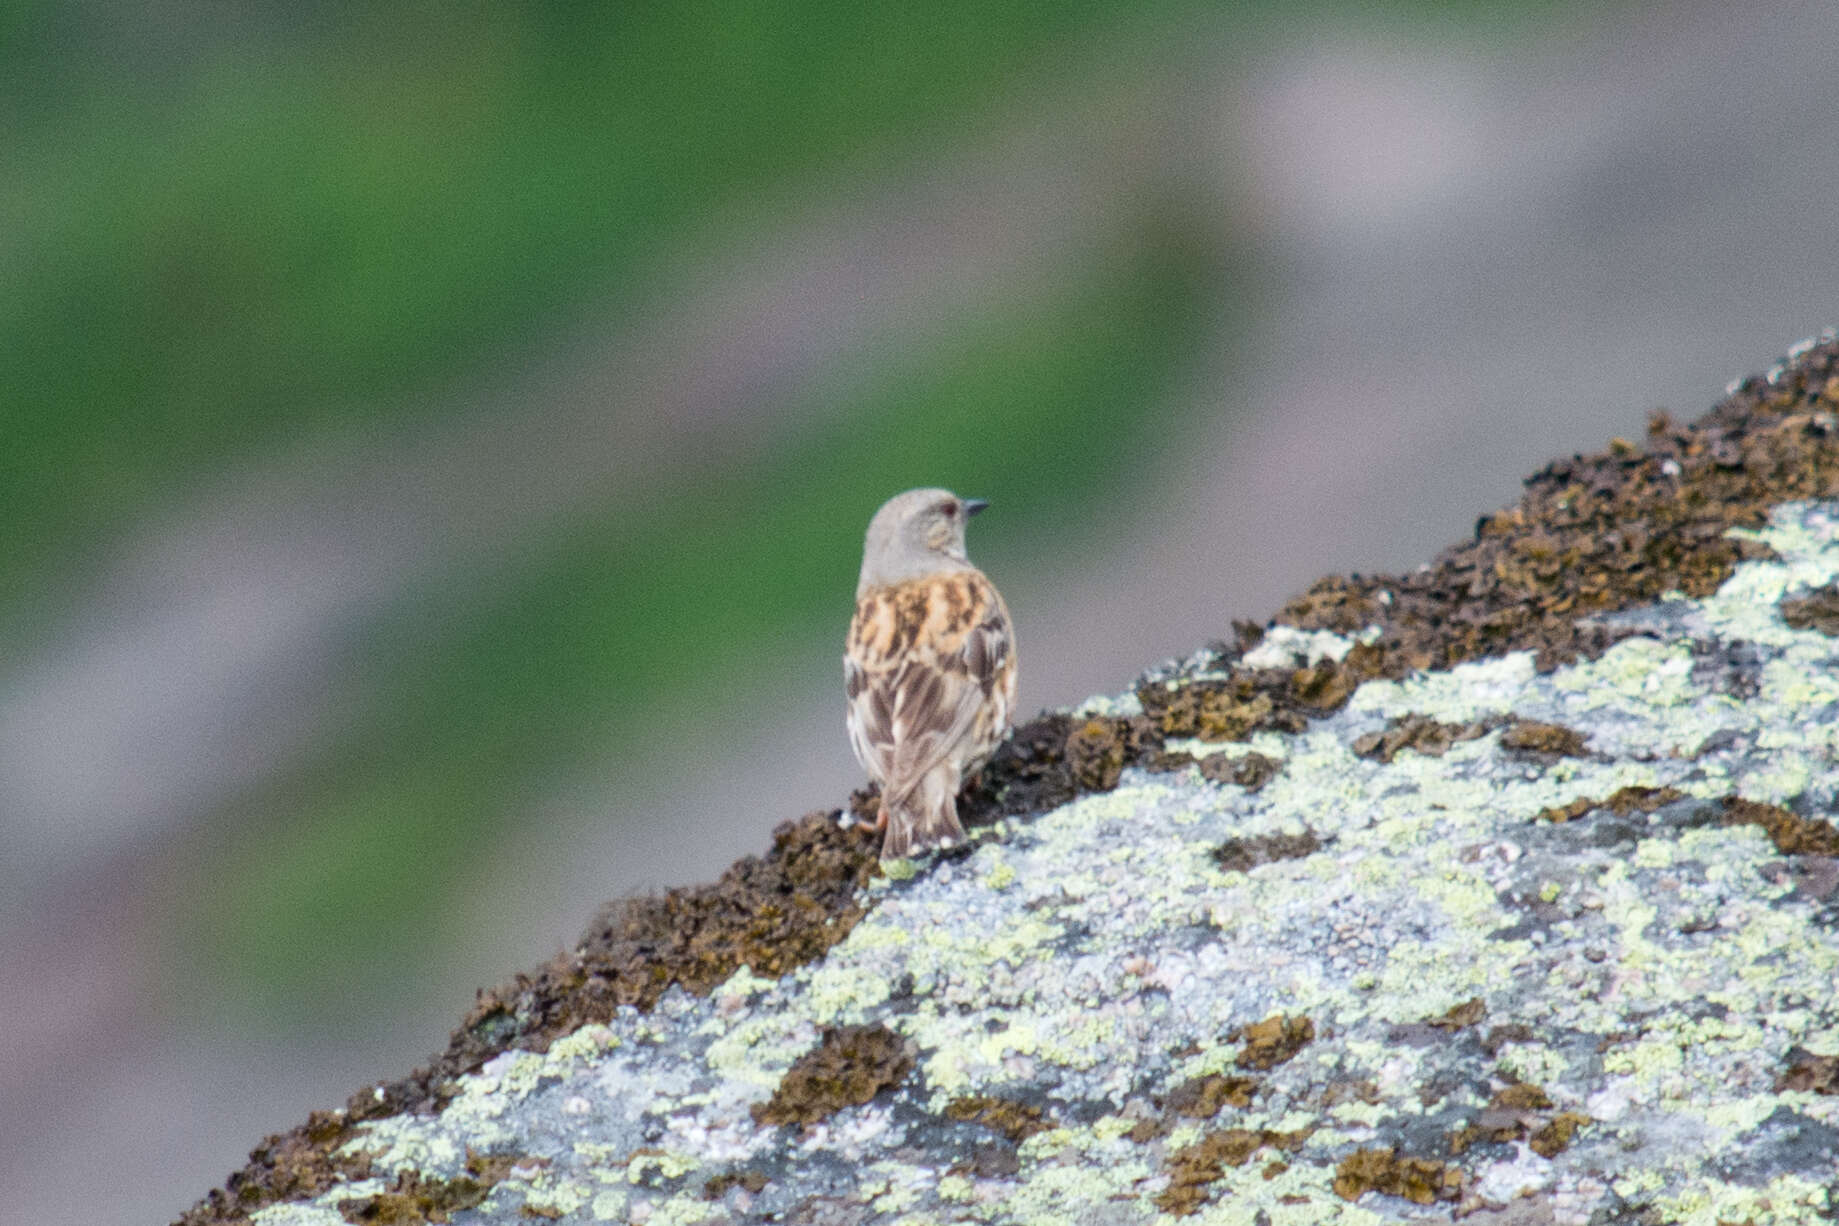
[8,0,1227,1016]
[191,224,1215,1015]
[15,0,1839,1221]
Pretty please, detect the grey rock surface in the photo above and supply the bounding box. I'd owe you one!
[256,502,1839,1224]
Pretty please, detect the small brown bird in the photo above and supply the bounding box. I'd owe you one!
[845,488,1017,858]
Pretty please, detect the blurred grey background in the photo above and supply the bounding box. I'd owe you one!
[4,1,1836,1221]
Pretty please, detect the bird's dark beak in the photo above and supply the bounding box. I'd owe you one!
[963,498,990,517]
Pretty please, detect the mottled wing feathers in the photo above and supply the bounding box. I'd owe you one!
[844,571,1015,815]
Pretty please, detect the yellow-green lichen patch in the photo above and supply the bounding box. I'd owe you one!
[1490,1040,1574,1091]
[1599,1015,1763,1110]
[1035,781,1181,841]
[1347,652,1536,723]
[878,857,920,881]
[1631,836,1678,869]
[545,1023,619,1065]
[985,1126,1158,1226]
[625,1148,698,1183]
[1705,507,1839,643]
[911,1014,1026,1101]
[713,964,780,1002]
[1326,1097,1392,1129]
[1406,856,1508,931]
[982,851,1017,891]
[1760,653,1839,711]
[1553,636,1697,709]
[1652,1171,1834,1226]
[702,1010,818,1089]
[570,1140,622,1171]
[1367,939,1535,1030]
[1261,725,1354,773]
[459,1050,544,1100]
[1168,1036,1259,1086]
[858,906,1062,987]
[866,1159,941,1214]
[249,1206,350,1226]
[1738,753,1817,806]
[342,1114,472,1179]
[802,962,894,1025]
[520,1172,594,1217]
[1242,625,1377,670]
[644,1193,722,1226]
[1069,690,1146,720]
[1162,731,1291,762]
[589,1186,628,1220]
[1701,1094,1802,1137]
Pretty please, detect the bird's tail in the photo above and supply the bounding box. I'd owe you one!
[881,766,965,859]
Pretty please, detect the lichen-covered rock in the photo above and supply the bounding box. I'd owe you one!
[184,340,1839,1226]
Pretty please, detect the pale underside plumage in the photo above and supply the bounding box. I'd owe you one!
[845,569,1016,858]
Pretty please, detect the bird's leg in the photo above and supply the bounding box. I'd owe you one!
[854,802,888,835]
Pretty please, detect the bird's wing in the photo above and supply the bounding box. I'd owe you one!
[845,571,1013,805]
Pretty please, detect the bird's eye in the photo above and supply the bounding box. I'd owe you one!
[942,500,960,517]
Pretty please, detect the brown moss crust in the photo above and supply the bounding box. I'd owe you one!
[749,1023,914,1127]
[1776,1049,1839,1094]
[1154,1127,1312,1216]
[1427,997,1486,1031]
[1331,1146,1462,1205]
[1781,582,1839,634]
[1446,1083,1589,1158]
[1721,796,1839,856]
[1230,1014,1315,1071]
[700,1169,768,1201]
[943,1095,1052,1143]
[1534,791,1839,856]
[1529,1111,1591,1158]
[1165,1072,1259,1120]
[1151,746,1283,792]
[1536,785,1686,824]
[1352,713,1498,763]
[1063,716,1149,791]
[188,1111,373,1224]
[1211,829,1323,873]
[1499,720,1590,758]
[335,1159,507,1225]
[178,340,1839,1225]
[1206,751,1281,791]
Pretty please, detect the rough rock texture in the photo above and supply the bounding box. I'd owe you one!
[182,336,1839,1226]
